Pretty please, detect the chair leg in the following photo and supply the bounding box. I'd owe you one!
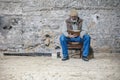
[80,50,82,58]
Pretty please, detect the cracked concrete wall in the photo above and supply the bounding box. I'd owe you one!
[0,0,120,53]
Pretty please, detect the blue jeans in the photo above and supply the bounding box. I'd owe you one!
[60,34,91,58]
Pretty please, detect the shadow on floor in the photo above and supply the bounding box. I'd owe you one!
[69,46,94,59]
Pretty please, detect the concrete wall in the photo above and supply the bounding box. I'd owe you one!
[0,0,120,53]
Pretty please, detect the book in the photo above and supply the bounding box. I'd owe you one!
[67,30,80,36]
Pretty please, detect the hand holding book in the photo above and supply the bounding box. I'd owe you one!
[67,30,80,38]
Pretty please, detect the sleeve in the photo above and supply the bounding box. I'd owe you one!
[80,20,88,38]
[62,26,68,37]
[60,20,68,37]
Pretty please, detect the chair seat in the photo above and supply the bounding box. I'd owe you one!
[68,42,80,45]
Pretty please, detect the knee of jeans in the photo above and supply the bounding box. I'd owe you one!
[84,34,91,40]
[60,34,66,41]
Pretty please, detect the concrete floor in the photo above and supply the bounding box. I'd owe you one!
[0,53,120,80]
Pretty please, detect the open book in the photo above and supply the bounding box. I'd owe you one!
[67,30,80,36]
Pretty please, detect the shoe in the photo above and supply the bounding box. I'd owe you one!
[82,56,89,61]
[62,57,69,61]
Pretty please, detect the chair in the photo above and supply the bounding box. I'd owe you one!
[68,42,83,58]
[67,30,83,58]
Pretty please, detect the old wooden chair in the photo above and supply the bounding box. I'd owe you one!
[68,42,83,58]
[67,30,83,58]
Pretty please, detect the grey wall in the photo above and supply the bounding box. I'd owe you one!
[0,0,120,53]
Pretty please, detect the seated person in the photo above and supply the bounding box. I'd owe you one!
[60,9,91,61]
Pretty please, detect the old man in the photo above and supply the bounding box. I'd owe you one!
[60,9,91,61]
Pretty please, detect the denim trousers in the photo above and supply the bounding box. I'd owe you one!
[60,34,91,58]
